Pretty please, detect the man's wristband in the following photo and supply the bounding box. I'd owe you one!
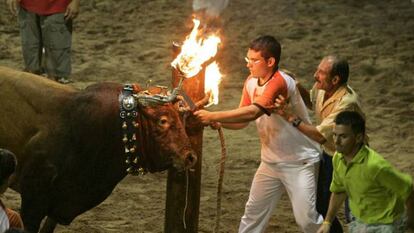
[291,117,302,127]
[322,220,331,226]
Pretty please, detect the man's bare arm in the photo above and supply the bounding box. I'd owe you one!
[317,192,347,233]
[194,105,263,124]
[273,95,326,144]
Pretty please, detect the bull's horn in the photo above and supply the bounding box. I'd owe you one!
[133,78,185,106]
[133,90,178,106]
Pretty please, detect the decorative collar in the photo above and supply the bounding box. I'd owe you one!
[119,84,146,175]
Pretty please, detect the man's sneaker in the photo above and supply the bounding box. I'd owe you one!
[55,77,73,84]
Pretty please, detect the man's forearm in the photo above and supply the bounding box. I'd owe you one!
[277,107,326,144]
[212,105,263,123]
[325,192,347,223]
[221,122,249,130]
[295,121,327,144]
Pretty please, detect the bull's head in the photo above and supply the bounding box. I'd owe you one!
[138,104,197,172]
[119,84,197,174]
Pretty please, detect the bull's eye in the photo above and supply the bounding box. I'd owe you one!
[158,116,169,127]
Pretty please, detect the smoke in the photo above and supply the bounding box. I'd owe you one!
[192,0,229,18]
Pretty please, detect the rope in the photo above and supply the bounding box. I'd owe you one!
[214,127,227,233]
[183,169,190,229]
[181,124,227,232]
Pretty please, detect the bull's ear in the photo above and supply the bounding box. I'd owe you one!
[172,95,183,104]
[173,98,190,112]
[173,100,181,110]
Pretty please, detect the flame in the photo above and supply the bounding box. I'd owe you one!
[171,18,223,106]
[204,62,222,106]
[171,19,221,78]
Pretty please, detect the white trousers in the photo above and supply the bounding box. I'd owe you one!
[0,206,9,232]
[238,161,323,233]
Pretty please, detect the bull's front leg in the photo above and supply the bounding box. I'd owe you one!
[20,153,58,233]
[21,201,46,233]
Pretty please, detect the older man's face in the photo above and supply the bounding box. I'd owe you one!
[314,58,335,92]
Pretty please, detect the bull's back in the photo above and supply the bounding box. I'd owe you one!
[0,66,78,175]
[0,66,77,101]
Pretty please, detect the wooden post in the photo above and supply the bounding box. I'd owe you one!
[164,44,205,233]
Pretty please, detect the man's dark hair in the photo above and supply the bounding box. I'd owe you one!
[0,149,17,185]
[249,35,281,71]
[326,55,349,85]
[334,111,365,136]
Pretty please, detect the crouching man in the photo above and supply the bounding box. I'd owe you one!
[318,111,414,233]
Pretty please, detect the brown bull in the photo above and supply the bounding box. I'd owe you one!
[0,66,197,233]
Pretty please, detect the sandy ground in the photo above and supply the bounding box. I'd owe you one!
[1,0,414,232]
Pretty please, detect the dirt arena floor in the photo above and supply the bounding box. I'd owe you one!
[1,0,413,232]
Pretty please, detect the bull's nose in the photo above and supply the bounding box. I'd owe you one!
[185,151,197,168]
